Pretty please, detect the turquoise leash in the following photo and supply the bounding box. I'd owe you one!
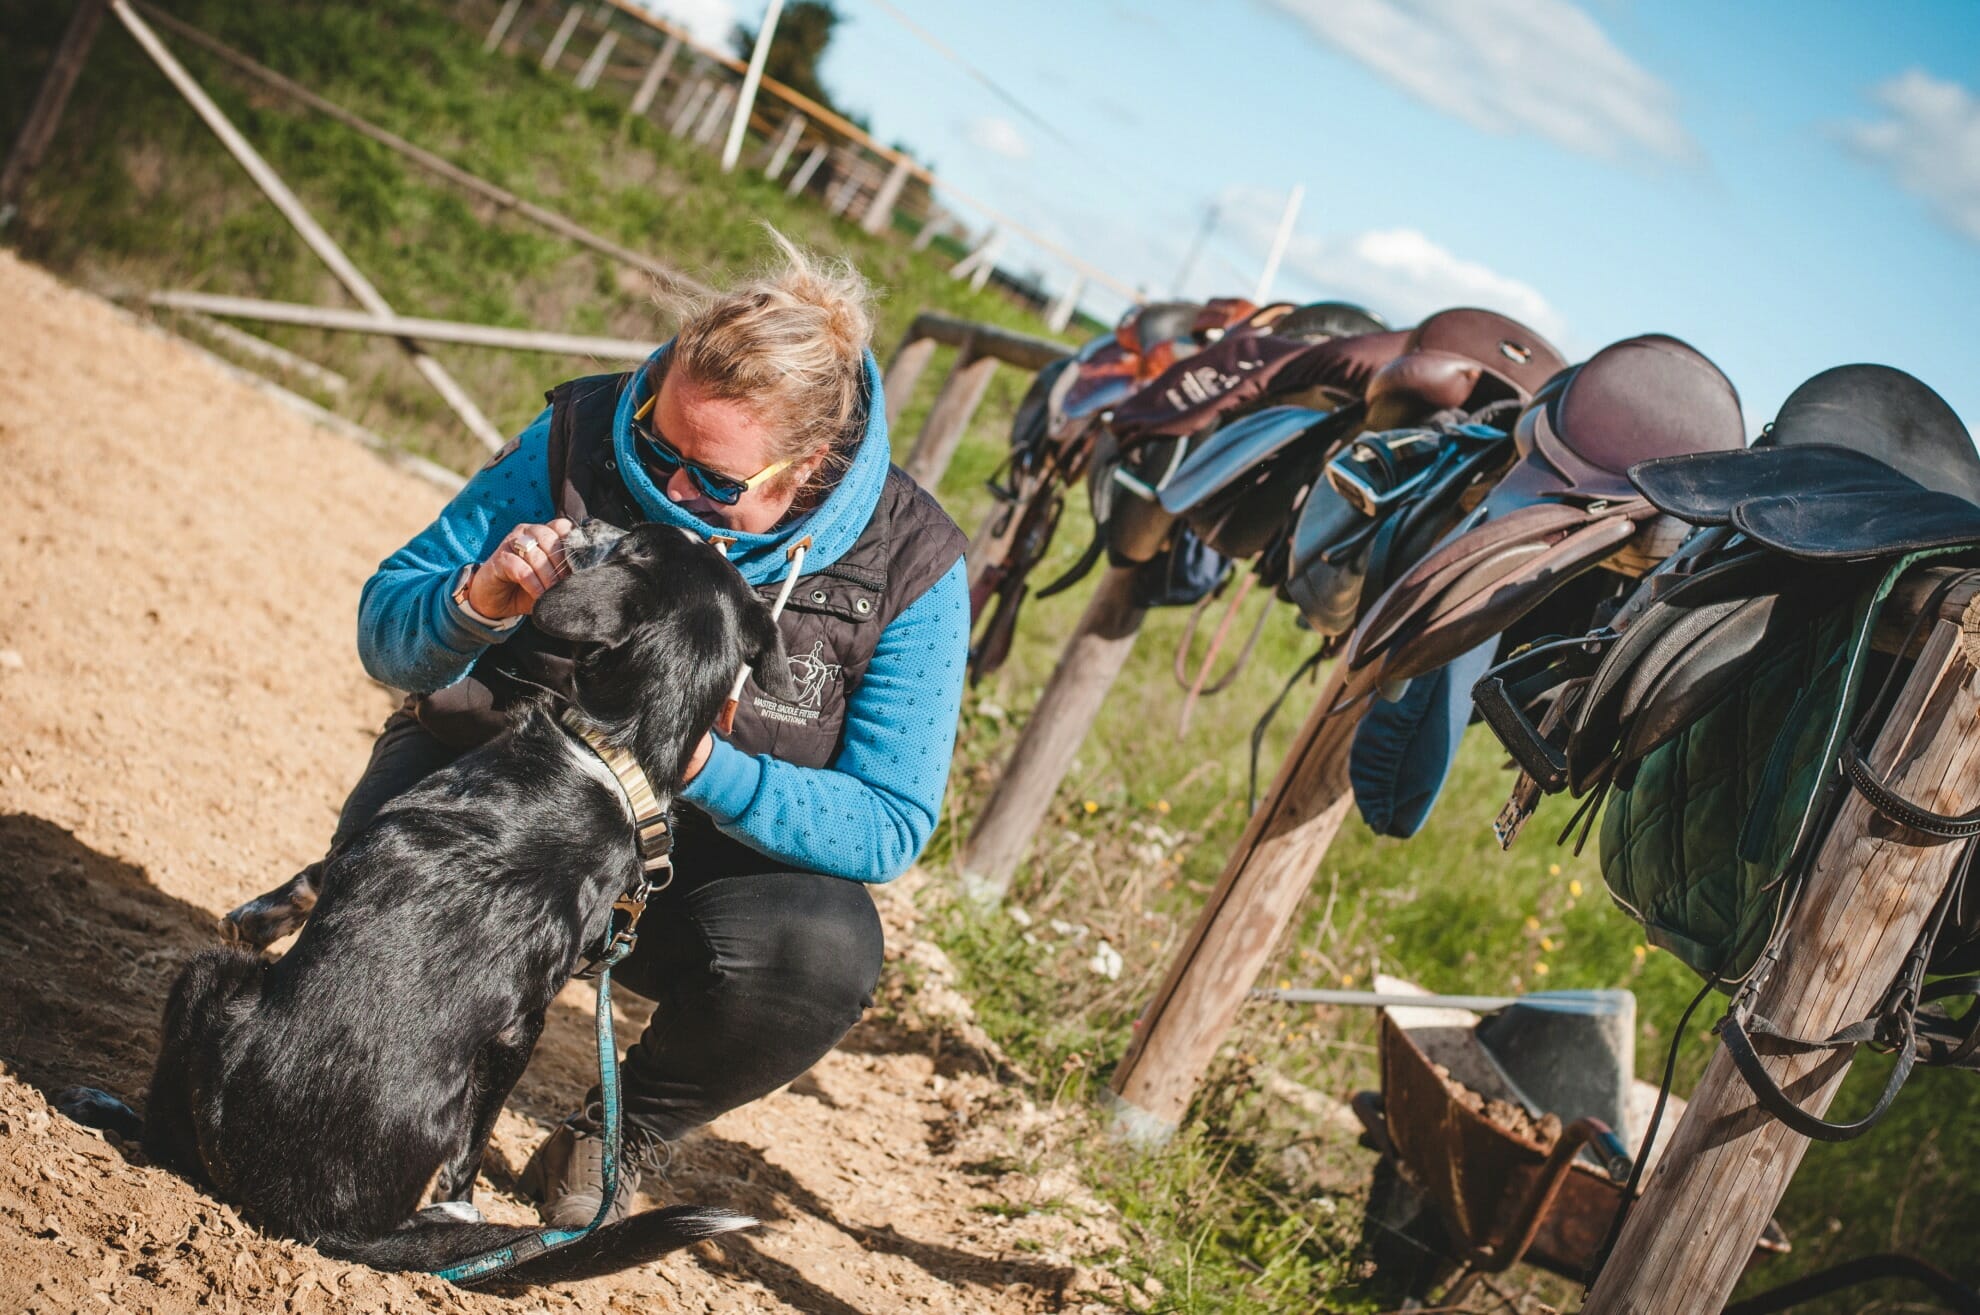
[431,934,635,1285]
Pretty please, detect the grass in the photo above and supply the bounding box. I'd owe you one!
[10,3,1980,1310]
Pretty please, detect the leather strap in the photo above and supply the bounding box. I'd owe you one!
[1842,741,1980,838]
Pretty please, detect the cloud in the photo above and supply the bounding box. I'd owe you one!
[1258,0,1693,164]
[630,0,737,50]
[1840,69,1980,244]
[964,115,1032,161]
[1213,187,1567,345]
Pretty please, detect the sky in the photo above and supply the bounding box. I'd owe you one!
[641,0,1980,434]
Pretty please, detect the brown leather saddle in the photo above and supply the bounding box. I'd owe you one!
[1347,334,1744,688]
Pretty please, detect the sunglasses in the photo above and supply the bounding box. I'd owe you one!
[631,394,792,506]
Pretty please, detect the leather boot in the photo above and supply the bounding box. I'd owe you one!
[516,1105,667,1229]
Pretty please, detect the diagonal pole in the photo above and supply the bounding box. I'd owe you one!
[109,0,505,450]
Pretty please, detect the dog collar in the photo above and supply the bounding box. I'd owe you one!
[557,709,674,879]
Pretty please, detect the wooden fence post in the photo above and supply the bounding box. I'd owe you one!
[628,33,678,117]
[862,153,913,236]
[663,63,704,131]
[912,213,953,252]
[1046,275,1085,333]
[1,0,110,222]
[785,144,826,196]
[903,337,998,490]
[574,27,616,89]
[882,333,937,430]
[959,564,1149,904]
[1584,615,1980,1313]
[693,84,736,149]
[763,112,805,180]
[1107,656,1376,1140]
[482,0,523,52]
[540,3,582,70]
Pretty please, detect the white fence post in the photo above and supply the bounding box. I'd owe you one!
[694,84,736,147]
[629,33,678,116]
[482,0,523,52]
[540,4,583,70]
[670,77,712,136]
[786,143,826,196]
[861,152,913,235]
[763,112,806,179]
[1046,275,1085,332]
[575,28,617,89]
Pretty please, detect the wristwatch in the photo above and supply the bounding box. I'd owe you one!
[451,564,520,631]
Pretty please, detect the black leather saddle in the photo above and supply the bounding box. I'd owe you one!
[1472,365,1980,1143]
[1477,364,1980,806]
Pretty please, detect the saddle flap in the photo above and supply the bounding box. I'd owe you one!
[1366,513,1643,686]
[1734,487,1980,561]
[1157,407,1332,515]
[1630,445,1927,527]
[1347,493,1594,666]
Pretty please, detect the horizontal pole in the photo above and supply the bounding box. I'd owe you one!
[149,291,656,359]
[1250,988,1519,1012]
[899,311,1068,372]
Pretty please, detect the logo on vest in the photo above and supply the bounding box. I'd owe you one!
[752,640,842,726]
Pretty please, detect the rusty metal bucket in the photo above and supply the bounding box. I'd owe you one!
[1353,989,1789,1297]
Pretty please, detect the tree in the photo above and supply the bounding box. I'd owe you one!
[731,1,845,116]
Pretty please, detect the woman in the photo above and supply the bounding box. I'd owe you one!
[245,234,969,1226]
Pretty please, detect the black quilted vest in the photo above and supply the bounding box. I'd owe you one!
[413,372,967,770]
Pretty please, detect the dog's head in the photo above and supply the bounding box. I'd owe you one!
[533,523,796,783]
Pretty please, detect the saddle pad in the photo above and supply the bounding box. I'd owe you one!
[1600,600,1859,982]
[1734,487,1980,560]
[1630,445,1932,526]
[1349,636,1500,838]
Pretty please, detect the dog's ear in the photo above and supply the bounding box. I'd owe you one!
[532,565,643,646]
[744,603,800,702]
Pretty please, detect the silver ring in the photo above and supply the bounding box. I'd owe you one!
[511,536,540,555]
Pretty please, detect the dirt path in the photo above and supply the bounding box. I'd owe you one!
[0,251,1120,1314]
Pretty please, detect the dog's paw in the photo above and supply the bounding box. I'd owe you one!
[221,864,323,949]
[54,1086,144,1141]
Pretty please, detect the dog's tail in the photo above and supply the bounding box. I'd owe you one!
[319,1206,757,1283]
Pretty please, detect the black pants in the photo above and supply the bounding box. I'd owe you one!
[330,711,885,1141]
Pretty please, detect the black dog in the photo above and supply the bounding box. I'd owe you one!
[62,523,790,1282]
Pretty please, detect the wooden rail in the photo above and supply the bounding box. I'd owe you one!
[148,291,656,360]
[881,311,1069,491]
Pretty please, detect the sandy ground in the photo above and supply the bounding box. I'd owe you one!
[0,251,1122,1314]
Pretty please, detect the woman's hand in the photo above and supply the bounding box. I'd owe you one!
[465,519,576,620]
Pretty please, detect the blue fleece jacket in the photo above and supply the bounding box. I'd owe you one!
[356,348,968,883]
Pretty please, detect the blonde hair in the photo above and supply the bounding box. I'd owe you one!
[651,229,875,473]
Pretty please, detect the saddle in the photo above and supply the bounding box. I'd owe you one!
[1348,334,1742,688]
[1074,315,1398,583]
[1473,364,1980,1141]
